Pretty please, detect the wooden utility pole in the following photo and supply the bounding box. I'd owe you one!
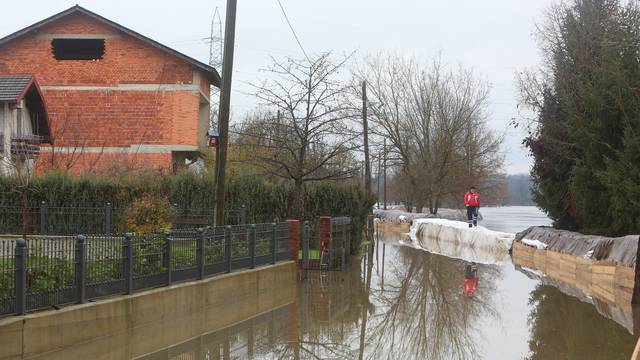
[362,81,371,194]
[215,0,238,226]
[383,138,387,210]
[377,153,381,209]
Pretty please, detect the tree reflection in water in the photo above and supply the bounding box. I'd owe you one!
[277,243,503,359]
[361,245,502,359]
[526,284,637,360]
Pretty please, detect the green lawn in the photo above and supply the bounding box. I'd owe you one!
[298,249,320,260]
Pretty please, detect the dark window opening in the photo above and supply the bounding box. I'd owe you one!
[51,39,105,60]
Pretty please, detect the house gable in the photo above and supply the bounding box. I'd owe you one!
[0,6,220,87]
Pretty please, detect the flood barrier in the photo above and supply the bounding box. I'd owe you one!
[409,219,514,265]
[516,263,640,335]
[511,227,640,325]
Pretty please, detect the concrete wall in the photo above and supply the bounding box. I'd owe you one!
[0,261,296,360]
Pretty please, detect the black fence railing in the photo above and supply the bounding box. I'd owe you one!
[0,223,291,317]
[0,203,272,235]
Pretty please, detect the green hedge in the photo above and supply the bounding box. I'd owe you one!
[0,172,374,254]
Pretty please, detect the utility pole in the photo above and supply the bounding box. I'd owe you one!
[215,0,238,226]
[383,138,387,210]
[376,153,381,209]
[362,81,371,195]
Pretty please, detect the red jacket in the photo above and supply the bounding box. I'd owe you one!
[464,191,480,207]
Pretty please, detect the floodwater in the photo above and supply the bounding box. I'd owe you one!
[19,207,640,359]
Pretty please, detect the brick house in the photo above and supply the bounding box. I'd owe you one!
[0,6,221,174]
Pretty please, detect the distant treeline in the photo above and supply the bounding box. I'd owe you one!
[504,174,534,206]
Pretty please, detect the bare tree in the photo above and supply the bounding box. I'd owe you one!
[353,54,503,214]
[0,105,48,235]
[239,53,361,219]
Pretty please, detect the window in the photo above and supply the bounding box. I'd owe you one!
[51,39,105,60]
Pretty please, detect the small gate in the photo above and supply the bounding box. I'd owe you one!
[300,217,351,271]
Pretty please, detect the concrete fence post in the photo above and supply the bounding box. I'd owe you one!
[271,223,277,265]
[240,205,247,225]
[163,231,172,286]
[105,202,112,235]
[39,201,46,235]
[196,228,205,280]
[75,235,87,304]
[225,226,232,273]
[249,224,256,269]
[123,233,133,294]
[343,221,348,261]
[14,238,27,315]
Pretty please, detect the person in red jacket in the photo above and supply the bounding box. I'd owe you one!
[464,186,480,228]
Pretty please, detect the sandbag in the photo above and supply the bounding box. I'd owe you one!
[374,208,479,222]
[515,226,639,267]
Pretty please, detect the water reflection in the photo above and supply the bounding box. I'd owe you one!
[526,284,637,360]
[360,245,502,359]
[136,305,294,360]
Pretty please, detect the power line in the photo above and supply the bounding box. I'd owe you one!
[275,0,311,61]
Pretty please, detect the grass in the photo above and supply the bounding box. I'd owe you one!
[298,249,320,260]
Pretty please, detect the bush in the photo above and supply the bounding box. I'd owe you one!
[123,195,175,233]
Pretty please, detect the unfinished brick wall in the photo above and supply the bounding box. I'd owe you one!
[0,12,209,174]
[35,151,172,175]
[41,90,200,147]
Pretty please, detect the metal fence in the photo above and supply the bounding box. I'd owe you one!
[300,217,351,272]
[0,203,265,235]
[0,222,291,317]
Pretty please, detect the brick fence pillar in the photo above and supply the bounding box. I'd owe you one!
[319,216,331,256]
[287,220,300,265]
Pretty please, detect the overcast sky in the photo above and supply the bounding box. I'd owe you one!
[1,0,556,174]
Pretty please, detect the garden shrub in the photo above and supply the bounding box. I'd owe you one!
[123,195,175,233]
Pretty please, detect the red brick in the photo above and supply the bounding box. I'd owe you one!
[0,12,209,174]
[287,220,300,264]
[319,217,331,255]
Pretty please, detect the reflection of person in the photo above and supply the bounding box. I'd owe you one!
[464,186,481,228]
[462,263,479,296]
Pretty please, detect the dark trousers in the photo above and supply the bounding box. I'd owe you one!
[467,206,478,226]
